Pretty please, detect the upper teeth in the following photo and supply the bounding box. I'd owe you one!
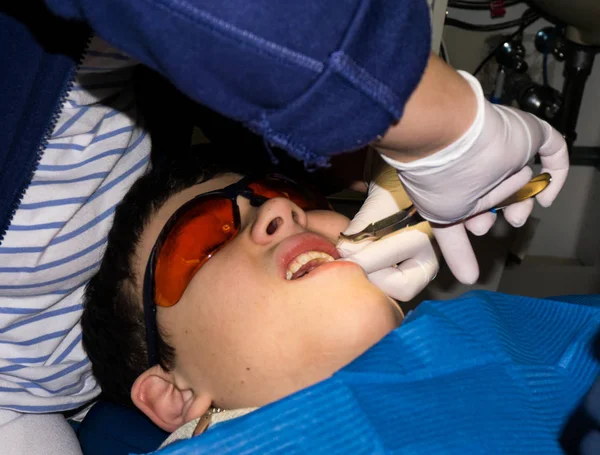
[286,251,334,280]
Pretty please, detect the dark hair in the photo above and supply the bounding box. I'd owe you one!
[82,147,256,407]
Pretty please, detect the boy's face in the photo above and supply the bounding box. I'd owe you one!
[133,173,402,425]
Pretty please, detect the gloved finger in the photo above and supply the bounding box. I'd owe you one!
[337,236,375,259]
[465,211,497,236]
[432,223,479,284]
[338,210,378,258]
[537,123,569,207]
[342,186,402,237]
[502,197,534,228]
[474,166,533,215]
[340,229,431,275]
[342,208,377,236]
[537,167,568,207]
[367,255,438,302]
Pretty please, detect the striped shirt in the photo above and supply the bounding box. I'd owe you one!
[0,37,150,420]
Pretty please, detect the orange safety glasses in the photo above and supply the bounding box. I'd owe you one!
[143,174,330,366]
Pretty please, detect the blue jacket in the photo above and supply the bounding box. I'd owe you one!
[0,0,430,244]
[45,0,431,164]
[0,3,90,245]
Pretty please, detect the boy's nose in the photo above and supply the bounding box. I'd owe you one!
[250,198,307,245]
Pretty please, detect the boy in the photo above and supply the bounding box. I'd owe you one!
[82,152,599,453]
[82,150,404,419]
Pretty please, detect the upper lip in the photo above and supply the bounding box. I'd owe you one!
[275,232,340,280]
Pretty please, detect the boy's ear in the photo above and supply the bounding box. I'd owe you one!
[131,365,212,432]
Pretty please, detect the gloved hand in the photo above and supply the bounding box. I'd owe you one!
[337,154,439,302]
[380,70,569,284]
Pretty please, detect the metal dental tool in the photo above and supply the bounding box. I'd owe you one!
[339,173,552,243]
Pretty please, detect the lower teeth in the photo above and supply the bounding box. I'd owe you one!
[290,259,330,280]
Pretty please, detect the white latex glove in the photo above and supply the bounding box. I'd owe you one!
[337,157,439,302]
[380,70,569,285]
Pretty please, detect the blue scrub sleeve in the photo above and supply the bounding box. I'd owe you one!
[44,0,431,165]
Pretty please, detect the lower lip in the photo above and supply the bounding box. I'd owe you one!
[289,260,362,281]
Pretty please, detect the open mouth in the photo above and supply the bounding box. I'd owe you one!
[286,251,335,280]
[276,232,341,281]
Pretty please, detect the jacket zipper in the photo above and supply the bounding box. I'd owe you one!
[0,34,93,245]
